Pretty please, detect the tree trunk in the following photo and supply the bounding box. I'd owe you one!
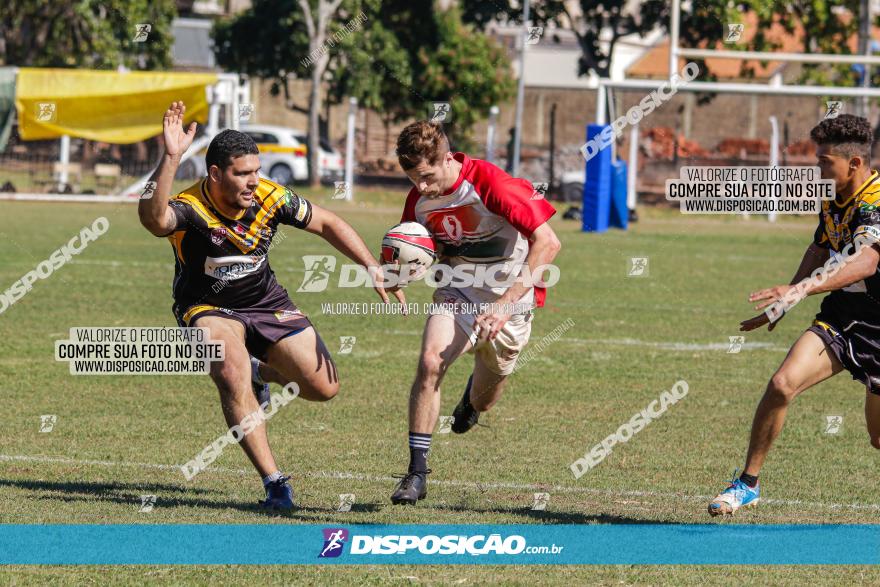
[299,0,344,188]
[308,64,322,188]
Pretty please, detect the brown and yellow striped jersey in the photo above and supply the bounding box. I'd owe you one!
[812,170,880,319]
[159,177,312,317]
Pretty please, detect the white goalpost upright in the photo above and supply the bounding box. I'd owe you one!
[593,0,880,220]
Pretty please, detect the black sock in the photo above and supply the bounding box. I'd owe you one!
[739,472,758,488]
[408,432,431,473]
[463,374,474,407]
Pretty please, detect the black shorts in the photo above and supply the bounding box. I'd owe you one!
[808,313,880,395]
[173,296,312,362]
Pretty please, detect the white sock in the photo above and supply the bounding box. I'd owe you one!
[262,471,283,487]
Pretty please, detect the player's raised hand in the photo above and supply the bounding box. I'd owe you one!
[163,101,197,158]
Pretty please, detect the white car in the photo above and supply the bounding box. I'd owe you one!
[240,124,344,186]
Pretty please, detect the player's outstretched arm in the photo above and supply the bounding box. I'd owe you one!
[138,101,197,236]
[801,243,879,296]
[740,243,860,332]
[304,203,407,306]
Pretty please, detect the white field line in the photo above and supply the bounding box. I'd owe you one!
[1,453,878,513]
[0,193,139,203]
[383,330,789,353]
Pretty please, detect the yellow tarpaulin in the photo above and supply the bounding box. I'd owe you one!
[16,68,218,144]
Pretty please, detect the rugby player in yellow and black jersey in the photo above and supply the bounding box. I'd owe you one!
[138,101,405,510]
[708,114,880,517]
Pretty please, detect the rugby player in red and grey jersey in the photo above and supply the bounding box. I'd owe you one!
[138,102,403,510]
[389,121,561,504]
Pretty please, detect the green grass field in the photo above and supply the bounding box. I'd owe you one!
[1,188,878,584]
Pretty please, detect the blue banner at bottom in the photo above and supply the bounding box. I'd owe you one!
[1,524,878,565]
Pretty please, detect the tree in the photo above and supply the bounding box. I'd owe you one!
[329,1,514,151]
[0,0,175,69]
[297,0,346,187]
[462,0,879,86]
[416,6,516,149]
[214,0,349,186]
[215,1,514,172]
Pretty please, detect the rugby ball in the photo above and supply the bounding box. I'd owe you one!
[381,222,436,284]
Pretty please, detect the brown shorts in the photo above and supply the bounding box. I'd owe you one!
[809,315,880,395]
[173,297,312,362]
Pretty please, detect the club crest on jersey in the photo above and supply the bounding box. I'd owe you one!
[210,227,227,245]
[441,214,463,244]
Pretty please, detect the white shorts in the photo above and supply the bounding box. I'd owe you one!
[431,287,533,375]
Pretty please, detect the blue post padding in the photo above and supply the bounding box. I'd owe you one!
[609,160,628,230]
[582,124,612,232]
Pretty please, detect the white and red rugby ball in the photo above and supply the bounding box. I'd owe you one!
[381,222,437,282]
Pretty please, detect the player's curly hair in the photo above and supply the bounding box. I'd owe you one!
[206,129,259,170]
[396,121,450,171]
[810,114,873,161]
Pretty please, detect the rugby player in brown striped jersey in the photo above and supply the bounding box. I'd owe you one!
[138,102,405,510]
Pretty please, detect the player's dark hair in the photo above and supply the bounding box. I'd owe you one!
[205,129,259,170]
[810,114,873,162]
[396,121,450,171]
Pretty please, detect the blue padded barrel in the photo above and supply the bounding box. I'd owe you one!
[609,159,628,230]
[582,124,612,232]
